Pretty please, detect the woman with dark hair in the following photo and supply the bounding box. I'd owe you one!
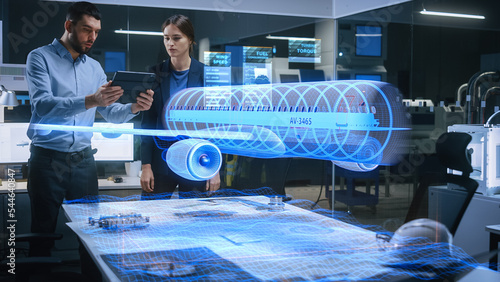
[141,15,220,198]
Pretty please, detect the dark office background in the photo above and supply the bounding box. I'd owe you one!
[3,0,500,102]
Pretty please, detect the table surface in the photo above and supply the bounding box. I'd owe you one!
[97,176,141,190]
[486,224,500,234]
[62,195,483,282]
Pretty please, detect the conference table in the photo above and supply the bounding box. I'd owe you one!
[62,194,479,281]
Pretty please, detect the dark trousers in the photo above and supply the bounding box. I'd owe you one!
[141,171,206,200]
[27,145,98,256]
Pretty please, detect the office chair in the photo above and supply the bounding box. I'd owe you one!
[0,233,85,282]
[405,132,478,236]
[434,132,478,235]
[404,153,447,223]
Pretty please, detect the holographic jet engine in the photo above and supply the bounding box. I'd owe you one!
[32,80,410,181]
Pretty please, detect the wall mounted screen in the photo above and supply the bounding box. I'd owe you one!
[243,46,273,85]
[355,74,382,81]
[288,39,321,63]
[204,51,232,87]
[355,25,382,57]
[105,51,126,73]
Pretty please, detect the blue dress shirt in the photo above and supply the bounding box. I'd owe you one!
[26,38,137,152]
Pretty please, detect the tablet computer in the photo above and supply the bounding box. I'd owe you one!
[111,71,156,104]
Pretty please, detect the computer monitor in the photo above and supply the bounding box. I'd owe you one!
[105,51,126,73]
[274,69,301,83]
[0,123,31,163]
[299,69,325,82]
[356,25,382,57]
[92,122,135,161]
[280,74,300,83]
[0,122,135,163]
[355,74,382,81]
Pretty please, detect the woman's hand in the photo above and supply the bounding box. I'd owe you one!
[140,164,155,193]
[206,172,221,194]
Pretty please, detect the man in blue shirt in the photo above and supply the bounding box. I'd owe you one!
[25,1,153,259]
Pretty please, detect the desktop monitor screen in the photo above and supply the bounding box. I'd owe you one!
[0,123,31,163]
[105,51,126,73]
[92,123,135,161]
[280,74,300,83]
[355,74,382,81]
[274,69,301,83]
[0,122,135,163]
[299,69,325,82]
[356,25,382,57]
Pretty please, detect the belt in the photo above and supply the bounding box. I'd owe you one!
[30,144,97,162]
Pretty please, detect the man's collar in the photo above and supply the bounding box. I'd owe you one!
[51,38,87,62]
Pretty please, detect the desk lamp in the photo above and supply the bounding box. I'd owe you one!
[0,85,19,122]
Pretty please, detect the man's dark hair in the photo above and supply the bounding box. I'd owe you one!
[66,1,101,23]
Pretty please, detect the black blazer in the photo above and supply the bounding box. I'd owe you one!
[141,58,205,174]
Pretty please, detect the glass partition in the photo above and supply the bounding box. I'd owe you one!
[2,0,500,237]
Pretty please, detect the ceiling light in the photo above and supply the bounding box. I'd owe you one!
[266,35,318,41]
[420,9,485,20]
[115,30,163,36]
[355,34,382,37]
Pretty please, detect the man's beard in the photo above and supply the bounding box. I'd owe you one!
[69,35,92,55]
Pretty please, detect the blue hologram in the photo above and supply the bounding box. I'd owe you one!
[162,80,410,173]
[29,123,253,141]
[64,188,481,281]
[29,80,410,180]
[166,139,222,181]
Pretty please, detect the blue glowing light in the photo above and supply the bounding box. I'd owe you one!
[63,189,481,281]
[166,139,222,181]
[160,80,410,172]
[30,80,410,179]
[30,123,253,141]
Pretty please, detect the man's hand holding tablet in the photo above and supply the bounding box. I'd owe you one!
[111,71,156,104]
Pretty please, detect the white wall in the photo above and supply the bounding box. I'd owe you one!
[315,20,335,80]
